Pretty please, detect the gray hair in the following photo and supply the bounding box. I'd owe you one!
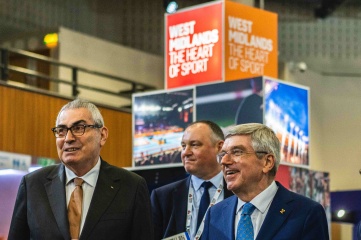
[56,99,104,127]
[225,123,280,176]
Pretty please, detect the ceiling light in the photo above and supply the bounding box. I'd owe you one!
[164,1,178,14]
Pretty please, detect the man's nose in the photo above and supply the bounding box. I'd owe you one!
[64,128,76,142]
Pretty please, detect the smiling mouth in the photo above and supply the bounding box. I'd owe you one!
[225,170,238,175]
[65,148,79,152]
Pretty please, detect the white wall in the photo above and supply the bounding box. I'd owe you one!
[283,63,361,191]
[57,27,164,108]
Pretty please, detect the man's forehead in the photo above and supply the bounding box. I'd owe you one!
[223,135,251,146]
[186,123,210,134]
[57,108,92,124]
[183,126,209,138]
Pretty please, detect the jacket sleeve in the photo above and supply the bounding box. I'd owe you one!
[301,203,329,240]
[151,189,164,240]
[131,177,154,240]
[8,177,30,240]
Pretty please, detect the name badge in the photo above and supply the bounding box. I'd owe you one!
[162,232,190,240]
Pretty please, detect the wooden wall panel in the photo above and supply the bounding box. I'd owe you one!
[100,107,132,167]
[0,84,132,167]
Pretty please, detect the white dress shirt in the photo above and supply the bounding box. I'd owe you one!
[235,181,278,239]
[190,171,224,239]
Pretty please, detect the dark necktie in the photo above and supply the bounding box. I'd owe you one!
[236,202,256,240]
[197,181,213,229]
[68,177,84,240]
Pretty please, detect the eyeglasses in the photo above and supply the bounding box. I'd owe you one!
[51,124,101,138]
[217,149,268,164]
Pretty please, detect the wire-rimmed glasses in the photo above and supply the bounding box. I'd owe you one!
[217,149,268,164]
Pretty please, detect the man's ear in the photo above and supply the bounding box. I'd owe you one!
[263,154,275,174]
[217,140,224,152]
[100,126,109,147]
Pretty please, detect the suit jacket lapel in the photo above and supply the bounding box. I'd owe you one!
[256,183,293,240]
[221,196,238,240]
[80,160,121,239]
[172,177,190,233]
[45,164,70,240]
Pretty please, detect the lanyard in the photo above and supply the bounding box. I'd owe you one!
[186,182,223,240]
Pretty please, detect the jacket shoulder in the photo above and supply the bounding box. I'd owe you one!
[101,160,146,183]
[152,176,189,193]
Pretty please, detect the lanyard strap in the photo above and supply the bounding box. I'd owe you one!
[186,182,223,239]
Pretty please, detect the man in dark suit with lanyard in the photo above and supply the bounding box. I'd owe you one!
[151,120,233,240]
[8,99,153,240]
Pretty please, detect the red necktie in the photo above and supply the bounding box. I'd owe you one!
[68,178,84,239]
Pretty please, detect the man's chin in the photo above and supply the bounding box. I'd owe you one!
[226,181,237,192]
[61,157,79,165]
[184,164,196,175]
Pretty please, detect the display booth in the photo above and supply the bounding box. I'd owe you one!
[132,0,329,225]
[132,75,329,223]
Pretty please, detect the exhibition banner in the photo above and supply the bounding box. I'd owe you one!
[165,0,278,89]
[264,77,310,166]
[0,151,31,171]
[196,77,263,127]
[132,87,194,167]
[133,76,309,168]
[165,1,223,89]
[275,165,330,223]
[224,1,278,81]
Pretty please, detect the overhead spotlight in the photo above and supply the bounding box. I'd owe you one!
[164,0,178,14]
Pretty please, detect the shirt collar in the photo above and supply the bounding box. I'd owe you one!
[191,171,223,191]
[65,157,101,187]
[236,181,278,214]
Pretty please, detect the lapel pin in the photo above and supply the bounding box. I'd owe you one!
[111,186,114,189]
[280,209,285,214]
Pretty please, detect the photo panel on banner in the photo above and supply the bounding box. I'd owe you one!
[263,77,310,167]
[132,87,194,168]
[196,76,263,129]
[275,165,331,223]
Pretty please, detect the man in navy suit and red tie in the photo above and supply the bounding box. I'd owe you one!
[202,123,329,240]
[151,120,233,240]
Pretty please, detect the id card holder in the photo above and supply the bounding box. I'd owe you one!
[162,232,190,240]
